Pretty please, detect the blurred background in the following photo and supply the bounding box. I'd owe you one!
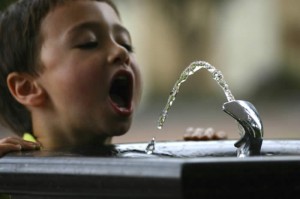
[1,0,299,143]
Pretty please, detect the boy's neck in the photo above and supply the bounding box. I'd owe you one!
[34,133,112,152]
[31,109,112,151]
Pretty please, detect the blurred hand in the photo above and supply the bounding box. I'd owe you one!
[0,136,40,157]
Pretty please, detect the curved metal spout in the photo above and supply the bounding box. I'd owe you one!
[222,100,263,157]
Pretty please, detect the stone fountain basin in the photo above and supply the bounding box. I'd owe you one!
[115,139,300,157]
[0,139,300,199]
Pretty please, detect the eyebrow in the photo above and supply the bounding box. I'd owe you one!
[66,21,131,40]
[113,24,132,41]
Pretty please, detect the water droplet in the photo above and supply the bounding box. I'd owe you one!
[145,137,156,155]
[213,71,223,81]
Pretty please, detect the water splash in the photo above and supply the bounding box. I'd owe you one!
[157,61,235,130]
[145,137,156,155]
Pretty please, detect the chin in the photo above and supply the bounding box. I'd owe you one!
[107,121,131,137]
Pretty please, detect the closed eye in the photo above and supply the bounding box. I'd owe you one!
[76,41,98,49]
[122,44,134,53]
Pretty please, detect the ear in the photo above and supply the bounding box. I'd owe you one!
[7,72,46,107]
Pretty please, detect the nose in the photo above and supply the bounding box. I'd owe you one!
[107,41,130,66]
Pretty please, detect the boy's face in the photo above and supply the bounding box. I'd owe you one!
[36,0,141,143]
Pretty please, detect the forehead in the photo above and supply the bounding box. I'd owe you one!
[40,0,121,38]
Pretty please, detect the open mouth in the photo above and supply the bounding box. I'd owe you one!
[109,71,133,111]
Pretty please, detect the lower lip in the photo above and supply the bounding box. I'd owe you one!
[109,98,133,117]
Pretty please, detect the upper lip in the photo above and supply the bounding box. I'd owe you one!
[109,70,134,110]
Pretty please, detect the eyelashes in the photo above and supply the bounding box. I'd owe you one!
[122,43,134,53]
[76,41,134,53]
[76,41,99,49]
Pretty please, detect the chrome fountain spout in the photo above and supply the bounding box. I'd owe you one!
[223,100,263,157]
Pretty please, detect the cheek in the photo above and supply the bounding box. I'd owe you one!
[44,62,107,107]
[40,40,108,107]
[64,68,107,102]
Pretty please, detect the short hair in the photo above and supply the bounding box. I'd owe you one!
[0,0,119,136]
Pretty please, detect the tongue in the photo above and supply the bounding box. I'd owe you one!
[110,94,126,108]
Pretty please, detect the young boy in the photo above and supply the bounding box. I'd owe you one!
[0,0,142,156]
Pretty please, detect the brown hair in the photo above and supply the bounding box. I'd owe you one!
[0,0,119,136]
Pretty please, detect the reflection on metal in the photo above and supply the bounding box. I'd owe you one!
[223,100,263,157]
